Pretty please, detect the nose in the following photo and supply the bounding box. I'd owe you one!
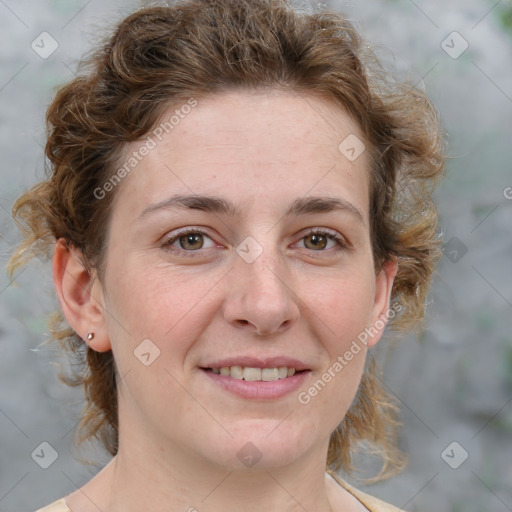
[222,248,300,336]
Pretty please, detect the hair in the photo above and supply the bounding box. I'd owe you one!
[7,0,444,481]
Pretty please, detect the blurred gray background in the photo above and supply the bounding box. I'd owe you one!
[1,0,511,511]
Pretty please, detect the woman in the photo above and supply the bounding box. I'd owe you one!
[8,0,444,510]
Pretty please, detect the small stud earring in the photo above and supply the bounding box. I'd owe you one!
[87,332,95,341]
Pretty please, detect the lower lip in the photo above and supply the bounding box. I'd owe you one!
[201,369,310,400]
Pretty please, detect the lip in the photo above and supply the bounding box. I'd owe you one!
[201,368,311,400]
[200,356,310,371]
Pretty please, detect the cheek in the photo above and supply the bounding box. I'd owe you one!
[104,261,223,356]
[306,267,376,342]
[303,274,373,422]
[302,267,375,410]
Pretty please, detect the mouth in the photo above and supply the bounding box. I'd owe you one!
[198,357,311,399]
[199,362,311,400]
[200,366,309,381]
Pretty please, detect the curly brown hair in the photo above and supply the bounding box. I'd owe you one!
[7,0,444,481]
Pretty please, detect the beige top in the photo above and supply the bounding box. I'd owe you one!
[35,472,402,511]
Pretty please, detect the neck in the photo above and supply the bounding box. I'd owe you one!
[102,434,334,512]
[68,399,363,511]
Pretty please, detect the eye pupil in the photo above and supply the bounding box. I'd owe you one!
[180,233,203,250]
[305,234,327,250]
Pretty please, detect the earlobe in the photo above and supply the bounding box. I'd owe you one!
[366,259,398,348]
[52,238,111,352]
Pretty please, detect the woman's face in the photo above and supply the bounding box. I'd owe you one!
[96,89,395,470]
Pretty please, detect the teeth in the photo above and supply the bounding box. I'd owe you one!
[230,366,244,380]
[261,368,279,381]
[210,366,298,381]
[243,367,261,381]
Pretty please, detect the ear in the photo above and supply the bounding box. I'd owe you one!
[52,238,111,352]
[366,259,399,348]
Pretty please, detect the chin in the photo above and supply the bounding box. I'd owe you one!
[202,418,321,471]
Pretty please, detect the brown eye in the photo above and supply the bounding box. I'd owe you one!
[303,233,328,250]
[297,230,346,252]
[178,233,204,250]
[163,229,216,252]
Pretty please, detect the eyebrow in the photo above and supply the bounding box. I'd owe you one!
[137,194,365,224]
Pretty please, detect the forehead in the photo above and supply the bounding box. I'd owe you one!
[110,89,370,220]
[157,89,364,160]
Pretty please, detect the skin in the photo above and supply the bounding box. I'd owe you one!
[53,88,397,512]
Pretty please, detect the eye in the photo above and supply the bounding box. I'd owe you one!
[162,228,217,251]
[161,227,348,255]
[297,229,348,251]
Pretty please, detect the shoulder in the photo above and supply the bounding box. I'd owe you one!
[329,471,405,512]
[34,498,70,512]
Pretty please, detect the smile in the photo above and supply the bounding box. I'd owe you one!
[204,366,301,381]
[200,366,311,400]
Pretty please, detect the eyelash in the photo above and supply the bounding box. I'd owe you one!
[161,227,349,256]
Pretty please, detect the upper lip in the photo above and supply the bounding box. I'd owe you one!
[201,356,310,371]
